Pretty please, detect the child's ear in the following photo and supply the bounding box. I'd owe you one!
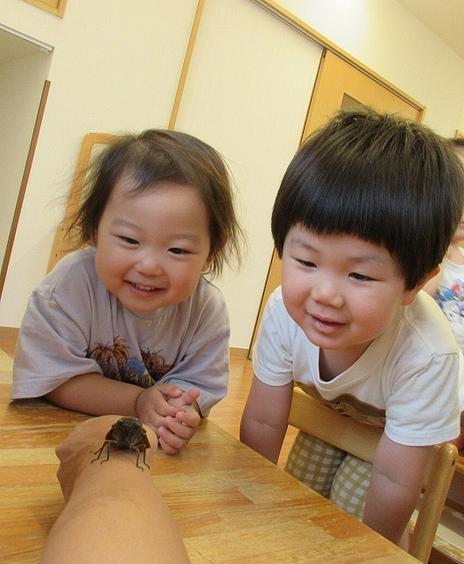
[401,267,440,306]
[202,254,213,273]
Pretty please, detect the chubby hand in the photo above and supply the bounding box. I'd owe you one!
[56,415,157,500]
[158,388,201,455]
[135,383,183,428]
[135,384,201,454]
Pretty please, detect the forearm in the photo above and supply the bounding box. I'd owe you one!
[363,470,421,545]
[240,417,287,464]
[42,462,189,563]
[40,419,189,564]
[45,373,141,416]
[363,436,431,546]
[240,378,293,464]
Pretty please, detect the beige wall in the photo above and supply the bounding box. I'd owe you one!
[0,0,198,325]
[277,0,464,136]
[1,0,464,351]
[174,0,322,348]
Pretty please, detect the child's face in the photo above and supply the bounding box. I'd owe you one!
[281,226,421,360]
[94,177,211,315]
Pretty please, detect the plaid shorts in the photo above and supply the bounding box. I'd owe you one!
[285,431,371,520]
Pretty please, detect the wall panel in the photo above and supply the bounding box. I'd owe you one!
[175,0,322,347]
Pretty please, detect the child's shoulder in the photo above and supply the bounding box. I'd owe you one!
[192,276,227,311]
[35,247,98,300]
[400,290,459,356]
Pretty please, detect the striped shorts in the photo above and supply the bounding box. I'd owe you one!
[285,430,372,519]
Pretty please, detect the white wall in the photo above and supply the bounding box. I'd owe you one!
[175,0,322,348]
[0,0,198,325]
[276,0,464,136]
[1,0,464,350]
[0,49,51,266]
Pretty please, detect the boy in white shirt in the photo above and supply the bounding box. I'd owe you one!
[240,111,464,549]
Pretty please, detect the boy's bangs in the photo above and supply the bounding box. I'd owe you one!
[294,176,390,246]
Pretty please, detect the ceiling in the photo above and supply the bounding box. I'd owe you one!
[397,0,464,60]
[0,29,49,65]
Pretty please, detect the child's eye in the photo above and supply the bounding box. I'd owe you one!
[296,259,315,268]
[118,236,138,245]
[169,247,190,255]
[350,272,373,281]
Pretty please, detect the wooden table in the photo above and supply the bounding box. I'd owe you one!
[0,384,416,563]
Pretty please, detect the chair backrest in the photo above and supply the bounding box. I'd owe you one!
[288,386,458,563]
[47,132,118,273]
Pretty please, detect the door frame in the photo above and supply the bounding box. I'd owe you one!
[0,80,51,299]
[247,48,424,357]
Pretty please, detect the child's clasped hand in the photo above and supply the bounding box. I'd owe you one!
[135,385,201,454]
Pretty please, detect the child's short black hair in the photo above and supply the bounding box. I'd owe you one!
[72,129,243,276]
[272,111,464,290]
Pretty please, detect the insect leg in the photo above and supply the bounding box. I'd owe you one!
[142,446,150,469]
[90,442,106,463]
[135,447,144,471]
[100,442,111,464]
[90,441,110,464]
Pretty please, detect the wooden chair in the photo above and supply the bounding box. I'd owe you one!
[288,386,458,563]
[47,132,118,272]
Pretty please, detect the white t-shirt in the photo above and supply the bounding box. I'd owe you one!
[12,247,230,416]
[254,287,463,446]
[434,249,464,352]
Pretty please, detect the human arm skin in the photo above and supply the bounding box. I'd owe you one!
[40,415,190,564]
[363,433,432,549]
[46,373,181,426]
[239,376,293,464]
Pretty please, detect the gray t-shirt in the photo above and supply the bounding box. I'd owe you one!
[12,247,229,415]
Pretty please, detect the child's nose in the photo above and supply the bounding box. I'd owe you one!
[311,277,344,308]
[136,252,163,276]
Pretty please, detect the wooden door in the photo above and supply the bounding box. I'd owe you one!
[248,50,423,356]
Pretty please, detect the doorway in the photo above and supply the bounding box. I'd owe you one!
[248,49,423,356]
[0,27,52,299]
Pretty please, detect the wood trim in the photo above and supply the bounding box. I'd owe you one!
[0,327,19,341]
[252,0,424,112]
[0,80,51,300]
[24,0,67,18]
[168,0,205,130]
[229,347,248,358]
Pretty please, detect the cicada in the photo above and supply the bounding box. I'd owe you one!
[91,416,151,470]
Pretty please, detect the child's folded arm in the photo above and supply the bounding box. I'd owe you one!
[240,376,293,464]
[363,433,432,548]
[45,373,147,416]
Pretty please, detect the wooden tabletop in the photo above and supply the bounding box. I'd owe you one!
[0,383,416,563]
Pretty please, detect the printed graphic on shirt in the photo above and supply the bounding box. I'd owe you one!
[298,383,386,428]
[89,336,171,388]
[436,279,464,325]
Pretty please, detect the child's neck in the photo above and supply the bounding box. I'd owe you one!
[319,345,369,381]
[447,242,464,265]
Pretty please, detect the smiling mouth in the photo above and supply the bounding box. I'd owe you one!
[310,314,344,330]
[129,282,162,293]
